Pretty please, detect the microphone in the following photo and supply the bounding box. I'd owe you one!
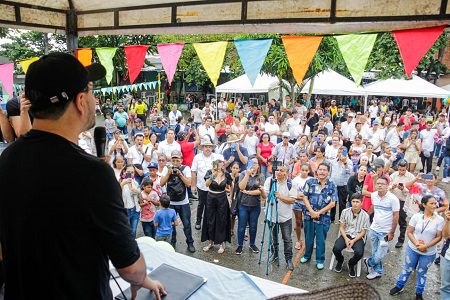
[93,126,107,158]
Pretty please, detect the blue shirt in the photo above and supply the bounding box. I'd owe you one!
[151,125,168,142]
[303,178,338,225]
[154,208,177,237]
[223,146,249,172]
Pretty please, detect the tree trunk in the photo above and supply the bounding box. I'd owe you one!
[306,76,315,108]
[278,76,283,100]
[290,82,295,101]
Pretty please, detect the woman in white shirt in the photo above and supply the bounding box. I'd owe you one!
[119,164,141,238]
[390,195,444,299]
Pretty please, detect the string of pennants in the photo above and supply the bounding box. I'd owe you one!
[0,25,446,100]
[94,81,159,95]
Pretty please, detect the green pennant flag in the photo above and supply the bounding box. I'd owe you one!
[335,34,377,86]
[95,47,117,84]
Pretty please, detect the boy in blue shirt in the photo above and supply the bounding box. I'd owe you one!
[154,194,178,243]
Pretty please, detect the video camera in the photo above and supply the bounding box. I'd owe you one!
[271,160,281,174]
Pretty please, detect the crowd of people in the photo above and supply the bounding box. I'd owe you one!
[87,94,450,299]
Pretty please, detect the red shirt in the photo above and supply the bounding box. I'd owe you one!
[257,142,274,166]
[179,140,195,167]
[225,116,234,125]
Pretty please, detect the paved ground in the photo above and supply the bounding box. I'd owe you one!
[134,179,449,300]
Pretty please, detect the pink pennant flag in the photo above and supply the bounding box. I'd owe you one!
[157,43,185,86]
[0,63,14,97]
[393,26,446,77]
[124,45,149,84]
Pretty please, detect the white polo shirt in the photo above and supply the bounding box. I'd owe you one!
[157,140,181,159]
[264,178,292,223]
[191,152,224,191]
[370,191,400,233]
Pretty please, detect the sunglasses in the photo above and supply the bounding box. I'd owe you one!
[158,159,166,162]
[283,136,290,139]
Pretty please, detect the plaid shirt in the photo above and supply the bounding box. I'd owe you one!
[303,178,338,225]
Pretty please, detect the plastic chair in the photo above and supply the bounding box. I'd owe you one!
[328,232,366,277]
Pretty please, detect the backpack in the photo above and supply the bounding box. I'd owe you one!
[166,166,187,202]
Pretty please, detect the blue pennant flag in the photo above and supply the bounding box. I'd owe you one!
[234,39,273,86]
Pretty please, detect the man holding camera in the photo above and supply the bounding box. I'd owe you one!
[160,150,196,253]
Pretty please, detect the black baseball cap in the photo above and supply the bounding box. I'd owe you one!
[25,52,106,112]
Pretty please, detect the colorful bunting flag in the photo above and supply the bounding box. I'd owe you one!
[193,41,227,87]
[282,36,323,85]
[18,57,39,74]
[0,63,14,97]
[95,47,117,84]
[235,39,273,85]
[76,48,92,67]
[336,34,377,85]
[393,25,446,77]
[124,45,149,84]
[157,43,185,86]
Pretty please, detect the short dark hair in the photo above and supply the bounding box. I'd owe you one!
[376,176,389,184]
[160,194,171,208]
[317,162,330,172]
[141,178,153,189]
[350,193,363,201]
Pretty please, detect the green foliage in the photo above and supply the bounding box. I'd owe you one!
[366,33,404,79]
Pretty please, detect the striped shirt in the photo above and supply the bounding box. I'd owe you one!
[339,208,370,238]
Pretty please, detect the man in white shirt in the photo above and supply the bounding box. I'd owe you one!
[369,101,379,122]
[364,176,399,280]
[386,122,404,152]
[198,116,216,142]
[263,163,295,270]
[190,103,203,128]
[191,141,224,229]
[367,120,385,155]
[285,110,301,144]
[265,114,281,145]
[128,133,152,168]
[157,129,181,159]
[241,126,259,156]
[168,104,182,129]
[420,121,437,173]
[217,98,228,119]
[341,113,355,149]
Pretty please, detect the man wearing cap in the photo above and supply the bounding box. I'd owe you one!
[0,53,166,299]
[160,150,195,253]
[272,132,297,170]
[223,134,249,172]
[157,129,181,160]
[130,118,144,137]
[388,159,416,248]
[192,141,224,230]
[151,117,168,142]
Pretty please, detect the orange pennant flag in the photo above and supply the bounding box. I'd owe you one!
[282,36,323,84]
[76,48,92,67]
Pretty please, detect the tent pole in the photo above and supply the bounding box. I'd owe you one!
[66,7,78,55]
[363,94,368,113]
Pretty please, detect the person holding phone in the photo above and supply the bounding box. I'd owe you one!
[120,165,141,238]
[364,176,400,280]
[390,195,444,300]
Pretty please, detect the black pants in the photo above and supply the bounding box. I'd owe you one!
[420,152,433,173]
[332,235,365,266]
[196,189,208,224]
[270,219,293,262]
[398,200,407,243]
[330,186,348,222]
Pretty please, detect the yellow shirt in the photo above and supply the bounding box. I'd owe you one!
[143,137,151,145]
[228,102,235,111]
[135,103,147,115]
[330,106,337,117]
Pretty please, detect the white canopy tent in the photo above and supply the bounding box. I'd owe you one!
[364,75,450,98]
[216,74,282,94]
[300,69,366,96]
[440,84,450,91]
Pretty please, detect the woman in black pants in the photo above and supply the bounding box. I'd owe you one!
[202,158,232,254]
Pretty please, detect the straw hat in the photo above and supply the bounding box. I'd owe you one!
[227,134,241,143]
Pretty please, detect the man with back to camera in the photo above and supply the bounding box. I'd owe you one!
[0,53,166,300]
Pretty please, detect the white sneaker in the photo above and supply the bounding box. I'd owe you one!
[366,271,382,280]
[436,166,440,171]
[442,178,450,183]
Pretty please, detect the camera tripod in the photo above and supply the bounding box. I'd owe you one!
[258,171,280,275]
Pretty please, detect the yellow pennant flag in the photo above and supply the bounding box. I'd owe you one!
[76,48,92,67]
[282,36,323,84]
[19,57,39,74]
[193,41,227,87]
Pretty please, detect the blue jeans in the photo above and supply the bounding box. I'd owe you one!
[260,165,270,182]
[435,143,443,157]
[303,219,330,264]
[237,205,261,247]
[443,156,450,179]
[437,146,446,167]
[126,208,140,238]
[170,203,194,245]
[395,246,435,295]
[441,255,450,299]
[367,229,391,274]
[142,221,156,238]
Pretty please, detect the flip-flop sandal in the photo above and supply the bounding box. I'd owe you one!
[295,241,302,250]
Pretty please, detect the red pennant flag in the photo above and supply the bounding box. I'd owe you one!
[124,45,149,84]
[393,26,446,77]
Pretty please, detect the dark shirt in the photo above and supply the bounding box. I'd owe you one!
[0,130,140,300]
[151,125,168,142]
[222,145,249,172]
[347,174,365,201]
[204,170,232,192]
[306,112,319,130]
[238,172,261,206]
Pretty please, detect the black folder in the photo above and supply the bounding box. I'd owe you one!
[115,263,207,300]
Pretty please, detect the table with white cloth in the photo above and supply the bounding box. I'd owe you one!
[110,240,306,299]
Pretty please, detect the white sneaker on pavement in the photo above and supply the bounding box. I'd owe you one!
[366,271,382,280]
[436,166,440,171]
[442,178,450,183]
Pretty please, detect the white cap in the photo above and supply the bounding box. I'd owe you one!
[282,132,290,137]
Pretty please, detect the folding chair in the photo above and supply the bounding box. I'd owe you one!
[328,232,366,277]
